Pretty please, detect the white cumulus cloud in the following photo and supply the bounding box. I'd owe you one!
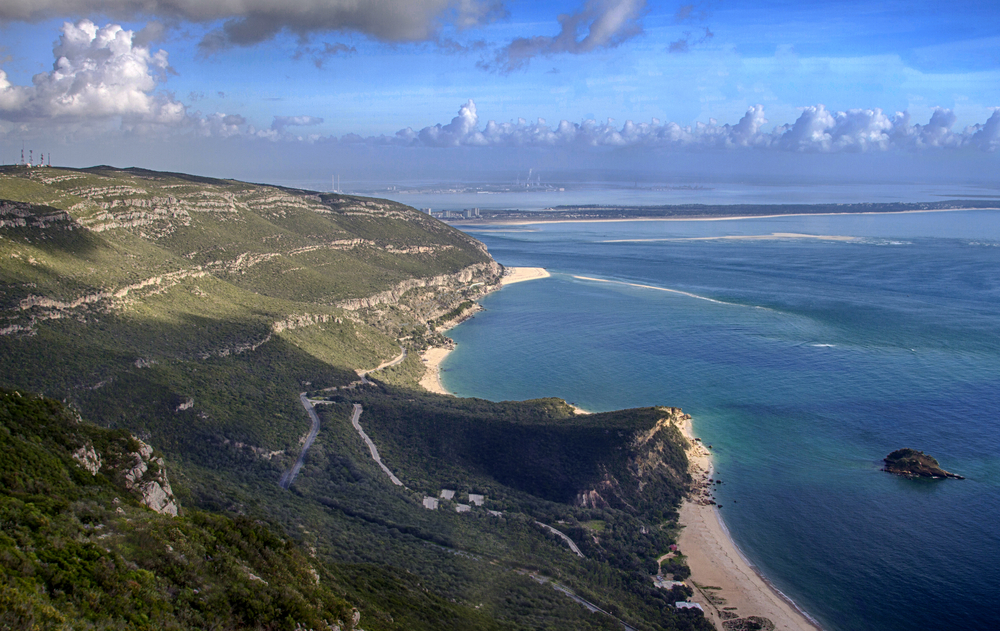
[0,20,184,125]
[375,100,1000,152]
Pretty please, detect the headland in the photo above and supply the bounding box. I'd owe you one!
[417,265,820,630]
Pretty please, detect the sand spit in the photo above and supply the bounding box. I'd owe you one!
[502,266,551,285]
[603,233,857,243]
[460,206,996,227]
[677,417,821,631]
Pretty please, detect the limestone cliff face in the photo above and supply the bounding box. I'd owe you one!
[335,261,503,311]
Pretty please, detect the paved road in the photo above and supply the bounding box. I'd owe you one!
[279,392,322,489]
[281,346,407,489]
[360,346,406,384]
[535,521,586,558]
[350,403,404,486]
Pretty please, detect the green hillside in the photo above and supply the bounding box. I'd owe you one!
[0,166,710,630]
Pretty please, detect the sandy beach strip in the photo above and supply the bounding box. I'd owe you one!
[418,346,454,395]
[457,206,997,227]
[502,266,551,285]
[603,232,857,243]
[677,417,821,631]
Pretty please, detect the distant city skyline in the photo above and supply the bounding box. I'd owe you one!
[1,1,998,184]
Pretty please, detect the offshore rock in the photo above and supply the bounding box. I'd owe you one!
[883,448,964,479]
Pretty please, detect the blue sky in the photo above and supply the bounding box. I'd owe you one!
[1,1,998,184]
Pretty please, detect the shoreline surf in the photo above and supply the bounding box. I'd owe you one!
[677,416,821,630]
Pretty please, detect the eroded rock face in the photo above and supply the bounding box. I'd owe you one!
[72,444,102,475]
[122,437,179,516]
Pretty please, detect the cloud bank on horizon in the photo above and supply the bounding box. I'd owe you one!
[385,100,1000,153]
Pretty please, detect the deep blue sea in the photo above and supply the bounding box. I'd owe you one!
[441,210,1000,631]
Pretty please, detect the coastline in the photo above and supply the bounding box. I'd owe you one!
[453,206,997,227]
[677,416,821,631]
[416,266,818,630]
[418,266,550,396]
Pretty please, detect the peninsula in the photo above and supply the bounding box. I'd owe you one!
[443,200,1000,225]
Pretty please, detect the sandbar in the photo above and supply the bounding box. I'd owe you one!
[677,417,821,630]
[502,266,551,285]
[604,233,857,243]
[457,206,995,227]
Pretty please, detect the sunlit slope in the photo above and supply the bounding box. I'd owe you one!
[0,165,499,455]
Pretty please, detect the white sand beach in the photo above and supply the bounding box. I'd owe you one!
[502,266,550,285]
[418,346,453,395]
[677,417,821,631]
[604,233,857,243]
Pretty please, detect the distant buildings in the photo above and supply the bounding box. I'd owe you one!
[422,489,492,513]
[431,208,479,220]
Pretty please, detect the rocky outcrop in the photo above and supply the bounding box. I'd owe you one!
[121,437,179,516]
[72,444,102,475]
[0,201,74,229]
[883,448,964,479]
[72,434,180,515]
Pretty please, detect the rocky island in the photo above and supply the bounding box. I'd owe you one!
[883,448,964,479]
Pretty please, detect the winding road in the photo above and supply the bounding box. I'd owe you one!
[280,346,407,489]
[349,403,404,486]
[279,392,322,489]
[535,521,586,558]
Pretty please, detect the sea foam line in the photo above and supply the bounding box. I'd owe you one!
[572,275,740,306]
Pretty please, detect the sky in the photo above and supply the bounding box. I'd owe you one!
[1,1,999,188]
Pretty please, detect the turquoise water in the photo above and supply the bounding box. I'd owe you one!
[443,211,1000,631]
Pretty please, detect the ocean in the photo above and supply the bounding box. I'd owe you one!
[438,210,1000,631]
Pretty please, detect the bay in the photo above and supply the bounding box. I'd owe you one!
[442,210,1000,631]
